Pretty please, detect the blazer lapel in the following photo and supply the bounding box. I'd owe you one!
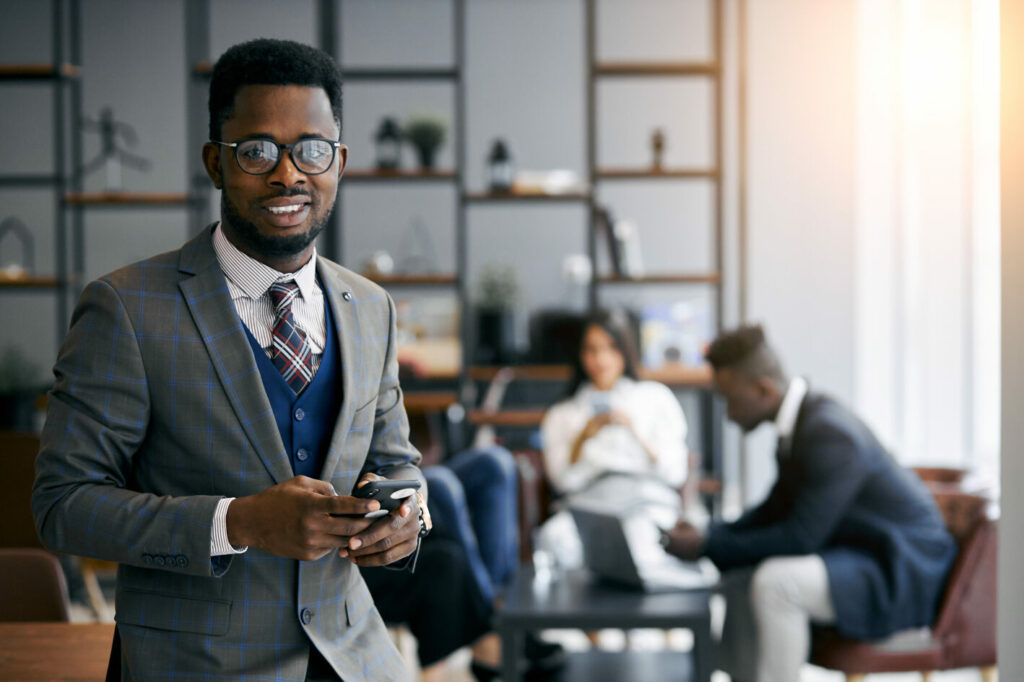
[317,259,358,484]
[177,226,293,485]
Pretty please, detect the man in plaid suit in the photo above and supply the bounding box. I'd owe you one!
[33,39,426,680]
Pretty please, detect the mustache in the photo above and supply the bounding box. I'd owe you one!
[259,188,312,201]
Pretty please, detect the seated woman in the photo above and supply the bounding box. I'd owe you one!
[538,308,691,567]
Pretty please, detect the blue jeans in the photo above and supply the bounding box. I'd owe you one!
[424,446,519,603]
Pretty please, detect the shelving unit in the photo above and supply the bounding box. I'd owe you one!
[179,1,730,498]
[0,0,80,337]
[583,0,726,501]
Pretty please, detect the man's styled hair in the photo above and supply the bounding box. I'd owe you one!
[208,38,343,141]
[705,324,787,384]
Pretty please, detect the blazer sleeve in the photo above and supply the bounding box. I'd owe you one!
[703,420,870,571]
[359,293,425,496]
[32,279,225,577]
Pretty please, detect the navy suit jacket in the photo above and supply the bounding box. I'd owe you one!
[704,392,956,640]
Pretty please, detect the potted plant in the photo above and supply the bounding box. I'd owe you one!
[403,113,446,171]
[474,264,520,364]
[0,346,48,431]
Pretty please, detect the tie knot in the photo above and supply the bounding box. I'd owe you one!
[268,281,300,314]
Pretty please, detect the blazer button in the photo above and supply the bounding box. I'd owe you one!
[177,555,189,568]
[142,554,153,565]
[300,608,313,625]
[342,291,352,301]
[294,408,305,421]
[296,448,309,462]
[155,555,166,567]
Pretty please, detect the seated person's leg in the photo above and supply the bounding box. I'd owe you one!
[423,465,495,602]
[443,446,520,592]
[360,536,492,672]
[749,555,835,682]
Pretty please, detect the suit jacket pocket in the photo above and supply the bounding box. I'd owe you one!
[116,589,231,635]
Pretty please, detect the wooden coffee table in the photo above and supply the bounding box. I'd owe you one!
[0,622,115,680]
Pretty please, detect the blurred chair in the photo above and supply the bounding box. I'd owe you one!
[0,431,44,549]
[809,489,997,682]
[0,547,71,621]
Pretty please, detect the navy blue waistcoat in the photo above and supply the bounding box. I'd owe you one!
[243,293,342,478]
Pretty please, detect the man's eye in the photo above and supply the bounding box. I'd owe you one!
[241,145,268,160]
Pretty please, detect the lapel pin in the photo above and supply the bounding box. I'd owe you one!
[342,291,353,301]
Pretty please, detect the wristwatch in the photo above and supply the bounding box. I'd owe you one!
[415,491,432,537]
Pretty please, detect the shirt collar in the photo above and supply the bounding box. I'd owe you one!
[774,376,808,439]
[212,222,319,301]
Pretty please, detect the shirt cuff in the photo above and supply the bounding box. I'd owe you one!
[211,497,248,556]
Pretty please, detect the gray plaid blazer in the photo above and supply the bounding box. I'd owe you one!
[33,225,421,681]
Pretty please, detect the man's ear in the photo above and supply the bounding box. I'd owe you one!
[336,143,349,177]
[756,376,778,400]
[202,142,223,189]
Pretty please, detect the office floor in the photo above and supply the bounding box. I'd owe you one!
[71,582,992,682]
[398,628,993,682]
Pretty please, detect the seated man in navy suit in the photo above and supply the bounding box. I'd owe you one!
[663,325,956,682]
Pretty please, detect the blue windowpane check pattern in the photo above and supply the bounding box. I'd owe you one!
[269,281,315,394]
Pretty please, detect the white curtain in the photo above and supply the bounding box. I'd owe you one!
[854,0,1000,481]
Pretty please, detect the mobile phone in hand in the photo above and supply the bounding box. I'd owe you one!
[334,479,421,519]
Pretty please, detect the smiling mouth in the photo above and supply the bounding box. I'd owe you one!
[267,204,306,215]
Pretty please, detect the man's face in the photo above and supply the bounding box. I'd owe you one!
[203,84,347,269]
[713,367,774,432]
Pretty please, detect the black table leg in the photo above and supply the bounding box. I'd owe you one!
[500,626,524,682]
[692,613,714,682]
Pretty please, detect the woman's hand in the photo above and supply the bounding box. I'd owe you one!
[570,413,613,464]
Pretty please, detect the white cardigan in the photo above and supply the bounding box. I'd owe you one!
[540,377,688,495]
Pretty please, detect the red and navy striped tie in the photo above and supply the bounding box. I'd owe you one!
[268,281,314,394]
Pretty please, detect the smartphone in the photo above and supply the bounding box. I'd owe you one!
[591,392,612,415]
[334,479,421,519]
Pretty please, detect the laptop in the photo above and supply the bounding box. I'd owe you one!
[570,506,713,593]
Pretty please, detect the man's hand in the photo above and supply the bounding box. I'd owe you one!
[662,520,705,561]
[226,475,383,561]
[341,473,422,567]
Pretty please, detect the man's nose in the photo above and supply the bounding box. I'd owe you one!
[267,150,307,186]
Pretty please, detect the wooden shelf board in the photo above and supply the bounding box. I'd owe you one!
[596,167,719,180]
[403,391,458,414]
[467,408,547,427]
[464,190,591,202]
[640,363,713,387]
[597,273,721,285]
[594,61,718,77]
[0,63,80,79]
[0,275,61,289]
[468,363,711,387]
[65,192,190,206]
[469,365,572,382]
[344,169,456,181]
[367,273,457,286]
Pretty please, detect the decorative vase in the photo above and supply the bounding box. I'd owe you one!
[475,310,516,365]
[414,144,437,171]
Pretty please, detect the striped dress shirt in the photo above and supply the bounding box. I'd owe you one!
[209,223,330,555]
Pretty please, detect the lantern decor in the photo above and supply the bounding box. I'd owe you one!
[487,138,514,192]
[0,216,34,280]
[375,117,402,171]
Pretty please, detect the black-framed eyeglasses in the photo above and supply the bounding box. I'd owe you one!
[212,138,342,175]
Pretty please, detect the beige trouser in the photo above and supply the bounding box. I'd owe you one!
[717,555,837,682]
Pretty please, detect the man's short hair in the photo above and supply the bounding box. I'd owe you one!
[705,324,786,383]
[208,38,343,141]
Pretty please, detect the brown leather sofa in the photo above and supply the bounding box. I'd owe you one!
[809,486,997,682]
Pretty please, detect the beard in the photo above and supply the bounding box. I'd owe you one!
[220,189,331,259]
